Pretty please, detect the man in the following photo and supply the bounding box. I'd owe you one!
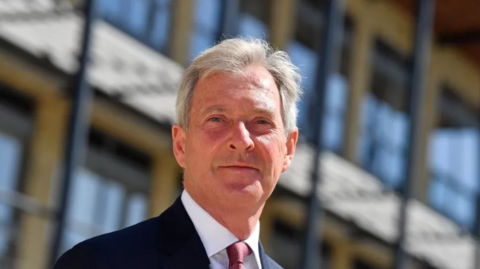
[53,37,301,269]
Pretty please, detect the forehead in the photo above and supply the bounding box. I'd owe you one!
[192,66,280,103]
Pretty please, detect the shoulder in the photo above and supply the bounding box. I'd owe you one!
[53,217,161,269]
[53,238,109,269]
[264,255,284,269]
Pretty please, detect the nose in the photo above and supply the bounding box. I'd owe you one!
[228,121,254,151]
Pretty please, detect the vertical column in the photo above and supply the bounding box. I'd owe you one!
[270,0,295,50]
[217,0,240,40]
[48,0,96,266]
[169,0,194,66]
[301,0,345,268]
[415,49,441,203]
[149,153,181,216]
[394,1,435,269]
[17,97,68,269]
[332,239,352,269]
[342,9,373,163]
[476,105,480,269]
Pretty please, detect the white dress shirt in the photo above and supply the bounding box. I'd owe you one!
[181,190,262,269]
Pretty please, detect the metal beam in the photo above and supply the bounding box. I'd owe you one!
[394,1,435,269]
[300,0,345,268]
[146,0,158,41]
[217,0,240,41]
[48,0,96,266]
[475,114,480,269]
[439,30,480,46]
[0,189,52,219]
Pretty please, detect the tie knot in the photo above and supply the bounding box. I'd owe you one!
[226,242,252,267]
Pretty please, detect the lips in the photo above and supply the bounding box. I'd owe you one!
[219,164,258,171]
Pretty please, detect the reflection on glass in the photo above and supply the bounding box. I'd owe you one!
[239,14,269,40]
[103,181,126,233]
[429,126,479,228]
[0,132,22,260]
[62,167,148,252]
[127,0,149,35]
[0,133,21,191]
[288,41,348,152]
[96,0,171,53]
[67,168,101,226]
[150,4,171,51]
[239,0,270,40]
[358,41,410,189]
[96,0,121,19]
[125,193,148,227]
[359,94,409,189]
[190,0,221,59]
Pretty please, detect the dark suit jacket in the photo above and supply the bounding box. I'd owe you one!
[53,197,282,269]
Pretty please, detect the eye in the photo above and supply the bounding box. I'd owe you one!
[208,117,223,122]
[255,119,270,125]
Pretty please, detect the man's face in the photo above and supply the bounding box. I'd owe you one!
[172,66,298,212]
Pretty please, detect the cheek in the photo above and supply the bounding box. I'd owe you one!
[256,135,286,168]
[185,131,225,163]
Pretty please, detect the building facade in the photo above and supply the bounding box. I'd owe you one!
[0,0,479,269]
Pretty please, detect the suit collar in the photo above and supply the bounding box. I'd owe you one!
[156,197,210,269]
[156,196,276,269]
[181,190,263,267]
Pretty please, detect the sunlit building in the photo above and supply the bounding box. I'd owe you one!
[0,0,479,269]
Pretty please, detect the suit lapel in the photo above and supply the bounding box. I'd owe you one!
[156,197,280,269]
[163,237,211,269]
[156,197,210,269]
[259,241,270,269]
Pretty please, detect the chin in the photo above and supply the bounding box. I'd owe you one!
[221,182,263,204]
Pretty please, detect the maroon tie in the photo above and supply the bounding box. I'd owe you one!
[226,242,252,269]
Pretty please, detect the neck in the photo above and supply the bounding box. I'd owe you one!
[187,190,263,240]
[209,205,263,240]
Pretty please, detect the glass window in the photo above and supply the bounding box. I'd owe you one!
[127,0,150,35]
[0,132,22,267]
[357,40,410,190]
[96,0,172,53]
[96,0,122,20]
[189,0,222,59]
[269,220,331,269]
[189,0,272,60]
[289,2,352,154]
[0,90,33,269]
[60,129,151,254]
[239,0,271,40]
[429,87,480,230]
[150,0,172,52]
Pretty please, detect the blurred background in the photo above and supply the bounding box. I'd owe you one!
[0,0,479,269]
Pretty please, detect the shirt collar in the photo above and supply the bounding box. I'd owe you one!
[181,190,262,266]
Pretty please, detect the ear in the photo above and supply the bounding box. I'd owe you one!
[172,124,187,168]
[282,127,298,173]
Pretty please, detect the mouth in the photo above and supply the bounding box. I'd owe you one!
[219,164,258,171]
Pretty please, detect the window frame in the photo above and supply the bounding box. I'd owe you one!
[289,1,354,155]
[97,0,174,55]
[61,129,152,254]
[428,85,480,230]
[0,88,34,269]
[357,38,412,191]
[269,218,332,269]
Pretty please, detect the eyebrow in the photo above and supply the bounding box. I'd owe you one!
[201,106,228,116]
[201,106,276,118]
[252,107,275,117]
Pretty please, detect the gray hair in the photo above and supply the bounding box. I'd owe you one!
[176,37,302,134]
